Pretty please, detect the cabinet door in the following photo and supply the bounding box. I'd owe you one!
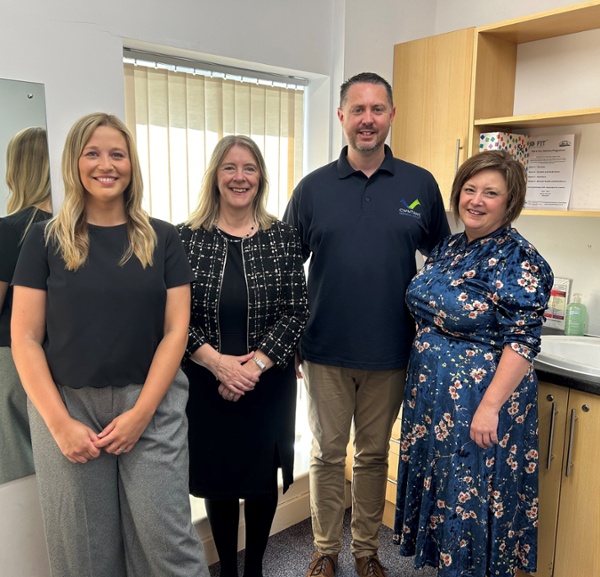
[392,28,474,204]
[553,389,600,577]
[518,382,569,577]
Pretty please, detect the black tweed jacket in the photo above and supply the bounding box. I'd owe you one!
[177,220,308,366]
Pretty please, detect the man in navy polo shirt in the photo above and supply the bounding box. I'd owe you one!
[284,72,449,577]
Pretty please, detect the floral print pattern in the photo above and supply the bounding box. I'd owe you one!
[394,228,553,577]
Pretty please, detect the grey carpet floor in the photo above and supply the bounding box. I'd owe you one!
[208,507,437,576]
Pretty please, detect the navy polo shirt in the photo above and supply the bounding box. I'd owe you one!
[284,145,450,370]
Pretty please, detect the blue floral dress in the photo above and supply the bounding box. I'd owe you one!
[393,227,553,577]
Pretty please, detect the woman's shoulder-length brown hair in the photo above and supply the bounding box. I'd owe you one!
[449,150,527,226]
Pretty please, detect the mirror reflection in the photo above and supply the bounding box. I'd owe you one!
[0,77,51,484]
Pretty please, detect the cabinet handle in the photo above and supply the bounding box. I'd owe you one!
[387,478,398,485]
[455,139,462,173]
[565,408,577,478]
[546,401,557,470]
[390,437,400,445]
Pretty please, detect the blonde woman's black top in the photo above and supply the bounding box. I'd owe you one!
[12,218,193,388]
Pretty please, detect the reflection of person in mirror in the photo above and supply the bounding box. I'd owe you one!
[0,126,52,484]
[11,113,210,576]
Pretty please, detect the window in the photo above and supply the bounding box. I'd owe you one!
[123,50,306,223]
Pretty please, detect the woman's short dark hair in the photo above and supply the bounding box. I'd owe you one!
[449,150,527,225]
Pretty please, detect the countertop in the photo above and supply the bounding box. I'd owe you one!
[536,327,600,396]
[534,365,600,397]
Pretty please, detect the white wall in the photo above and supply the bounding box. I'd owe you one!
[344,0,437,79]
[0,476,49,575]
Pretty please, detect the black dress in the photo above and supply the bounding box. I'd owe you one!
[184,232,297,499]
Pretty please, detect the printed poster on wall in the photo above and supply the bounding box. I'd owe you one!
[524,134,575,210]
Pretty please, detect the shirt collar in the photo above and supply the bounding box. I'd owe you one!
[336,144,395,179]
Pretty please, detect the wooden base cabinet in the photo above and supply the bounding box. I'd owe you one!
[383,415,401,529]
[551,387,600,577]
[520,382,569,577]
[519,381,600,577]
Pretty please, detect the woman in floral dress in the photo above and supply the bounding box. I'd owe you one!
[394,150,553,577]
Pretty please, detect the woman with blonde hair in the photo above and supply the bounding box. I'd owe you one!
[0,126,52,483]
[11,112,209,577]
[178,135,308,577]
[5,126,51,214]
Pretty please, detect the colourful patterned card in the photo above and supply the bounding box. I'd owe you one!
[479,132,529,169]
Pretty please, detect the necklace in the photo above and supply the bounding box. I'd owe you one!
[243,222,256,237]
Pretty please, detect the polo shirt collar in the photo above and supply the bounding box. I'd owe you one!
[336,144,395,179]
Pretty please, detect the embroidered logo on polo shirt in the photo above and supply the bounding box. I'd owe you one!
[399,198,422,219]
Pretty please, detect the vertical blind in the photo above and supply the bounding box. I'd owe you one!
[123,62,305,224]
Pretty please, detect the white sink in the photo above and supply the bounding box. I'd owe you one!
[535,335,600,384]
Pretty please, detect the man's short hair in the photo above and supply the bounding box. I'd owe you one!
[339,72,393,108]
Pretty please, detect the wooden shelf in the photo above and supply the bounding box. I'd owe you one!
[521,209,600,217]
[475,108,600,129]
[478,1,600,44]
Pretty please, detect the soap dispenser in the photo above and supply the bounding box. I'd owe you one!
[564,293,586,336]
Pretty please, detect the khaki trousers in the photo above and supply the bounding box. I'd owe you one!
[304,361,406,557]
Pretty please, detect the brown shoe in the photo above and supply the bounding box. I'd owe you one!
[306,551,338,577]
[354,554,387,577]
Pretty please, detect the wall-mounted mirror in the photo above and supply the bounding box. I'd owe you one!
[0,77,50,484]
[1,78,48,216]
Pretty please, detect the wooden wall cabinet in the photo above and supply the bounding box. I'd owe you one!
[392,1,600,216]
[392,28,474,205]
[519,381,600,577]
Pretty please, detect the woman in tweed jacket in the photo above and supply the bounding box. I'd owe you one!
[177,135,308,577]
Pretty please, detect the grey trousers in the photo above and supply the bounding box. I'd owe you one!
[28,370,210,577]
[0,346,35,484]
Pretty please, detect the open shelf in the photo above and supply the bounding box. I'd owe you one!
[475,108,600,129]
[471,2,600,216]
[478,1,600,43]
[521,209,600,218]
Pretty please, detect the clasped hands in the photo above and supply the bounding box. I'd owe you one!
[52,408,149,464]
[216,351,262,402]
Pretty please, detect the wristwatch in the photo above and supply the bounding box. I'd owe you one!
[252,356,267,372]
